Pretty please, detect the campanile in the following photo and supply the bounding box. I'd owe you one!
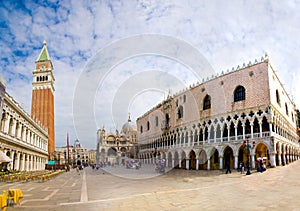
[31,40,55,159]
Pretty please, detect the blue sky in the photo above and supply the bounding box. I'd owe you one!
[1,0,300,149]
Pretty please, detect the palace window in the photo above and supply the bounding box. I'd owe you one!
[147,121,150,130]
[285,103,289,116]
[177,105,183,119]
[155,116,158,127]
[203,95,211,110]
[140,126,143,133]
[234,86,246,102]
[276,90,281,106]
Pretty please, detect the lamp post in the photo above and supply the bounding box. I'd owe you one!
[244,139,256,175]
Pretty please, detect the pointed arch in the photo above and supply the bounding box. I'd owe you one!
[203,94,211,110]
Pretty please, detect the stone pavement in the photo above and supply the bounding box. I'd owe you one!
[1,160,300,210]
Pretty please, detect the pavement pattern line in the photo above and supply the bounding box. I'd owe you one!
[21,189,59,205]
[80,168,88,202]
[60,179,239,206]
[26,187,35,191]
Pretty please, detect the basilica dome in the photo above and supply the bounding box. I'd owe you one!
[121,114,137,135]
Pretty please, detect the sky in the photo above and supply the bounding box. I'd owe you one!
[1,0,300,149]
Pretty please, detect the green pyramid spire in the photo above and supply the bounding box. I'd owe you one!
[36,40,50,62]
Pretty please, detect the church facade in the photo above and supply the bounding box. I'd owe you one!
[137,55,300,171]
[96,116,138,165]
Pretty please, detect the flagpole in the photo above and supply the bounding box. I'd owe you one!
[67,132,70,164]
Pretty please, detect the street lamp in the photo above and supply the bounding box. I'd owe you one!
[243,139,256,175]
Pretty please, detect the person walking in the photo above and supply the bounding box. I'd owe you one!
[226,160,231,174]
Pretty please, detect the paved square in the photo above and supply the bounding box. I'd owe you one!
[2,160,300,210]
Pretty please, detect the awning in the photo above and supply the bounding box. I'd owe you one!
[0,151,12,163]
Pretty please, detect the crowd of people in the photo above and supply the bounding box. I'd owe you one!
[155,159,166,173]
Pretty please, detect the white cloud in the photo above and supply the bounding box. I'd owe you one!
[1,0,300,148]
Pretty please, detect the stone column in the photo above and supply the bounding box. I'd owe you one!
[219,156,223,170]
[3,114,10,134]
[270,153,276,167]
[21,153,25,171]
[172,159,175,168]
[220,127,223,142]
[22,127,26,142]
[32,155,36,171]
[234,155,238,169]
[186,159,190,170]
[214,130,216,143]
[16,123,22,139]
[188,131,191,147]
[11,151,15,170]
[234,125,238,141]
[15,152,20,170]
[27,130,30,143]
[30,155,33,171]
[207,129,210,144]
[259,122,262,137]
[250,124,254,138]
[277,152,282,166]
[178,156,182,168]
[24,154,28,171]
[196,157,199,170]
[10,118,16,136]
[282,153,286,165]
[227,128,230,141]
[269,123,273,136]
[207,158,210,170]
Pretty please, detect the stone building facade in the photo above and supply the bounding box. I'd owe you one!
[0,76,5,118]
[137,55,300,171]
[96,116,138,165]
[72,140,89,166]
[0,92,48,171]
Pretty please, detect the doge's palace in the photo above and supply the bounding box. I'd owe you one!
[137,54,300,171]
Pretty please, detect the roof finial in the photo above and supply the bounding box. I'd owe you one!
[43,40,47,46]
[128,112,131,122]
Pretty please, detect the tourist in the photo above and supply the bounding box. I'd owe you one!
[225,161,231,174]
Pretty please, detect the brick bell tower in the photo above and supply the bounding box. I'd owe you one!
[31,40,55,160]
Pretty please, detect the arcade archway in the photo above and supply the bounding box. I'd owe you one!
[189,150,196,170]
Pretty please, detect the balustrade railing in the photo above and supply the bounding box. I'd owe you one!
[138,131,278,152]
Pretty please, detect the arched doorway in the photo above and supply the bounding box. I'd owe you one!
[189,150,196,170]
[108,147,118,165]
[255,143,269,168]
[210,148,219,170]
[223,146,234,169]
[238,144,250,167]
[198,149,207,170]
